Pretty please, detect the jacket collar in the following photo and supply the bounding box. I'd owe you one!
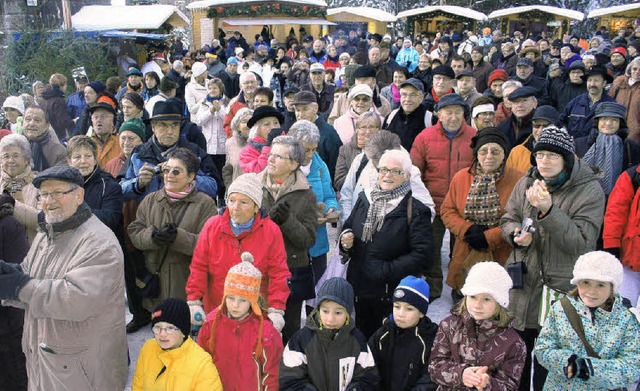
[38,202,92,238]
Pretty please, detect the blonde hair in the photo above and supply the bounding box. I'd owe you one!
[49,73,68,88]
[454,296,514,328]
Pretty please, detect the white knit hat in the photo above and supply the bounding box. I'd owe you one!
[2,96,25,115]
[191,62,208,78]
[570,251,623,292]
[461,261,513,307]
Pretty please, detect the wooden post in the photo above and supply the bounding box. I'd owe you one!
[62,0,72,30]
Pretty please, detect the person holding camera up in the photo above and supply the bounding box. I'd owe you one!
[500,126,605,390]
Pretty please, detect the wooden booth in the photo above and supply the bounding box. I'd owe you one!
[326,7,396,35]
[588,4,640,34]
[188,0,335,49]
[397,6,487,38]
[488,6,584,39]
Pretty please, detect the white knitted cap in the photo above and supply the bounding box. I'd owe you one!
[192,62,208,78]
[2,96,25,115]
[461,261,513,307]
[570,251,623,292]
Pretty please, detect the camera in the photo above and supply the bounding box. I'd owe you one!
[152,166,163,176]
[515,218,535,238]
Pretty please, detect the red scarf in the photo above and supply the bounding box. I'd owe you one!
[431,88,453,102]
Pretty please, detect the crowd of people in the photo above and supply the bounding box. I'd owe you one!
[1,23,640,391]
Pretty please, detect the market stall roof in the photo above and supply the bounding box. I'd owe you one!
[220,18,336,26]
[488,6,584,21]
[397,6,487,21]
[71,5,190,31]
[327,7,397,23]
[588,3,640,18]
[188,0,328,10]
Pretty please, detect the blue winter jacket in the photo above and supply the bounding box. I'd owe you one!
[305,152,339,257]
[395,47,420,72]
[560,93,615,140]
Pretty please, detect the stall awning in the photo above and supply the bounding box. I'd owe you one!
[71,5,190,31]
[221,18,335,26]
[327,7,397,23]
[488,6,584,21]
[397,6,487,21]
[188,0,327,10]
[588,3,640,18]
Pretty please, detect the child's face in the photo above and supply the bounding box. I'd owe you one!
[466,294,498,321]
[393,301,423,329]
[319,301,348,329]
[226,295,251,319]
[577,279,612,308]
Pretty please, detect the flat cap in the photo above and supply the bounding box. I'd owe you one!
[435,93,468,111]
[290,91,317,106]
[33,166,84,189]
[456,70,475,79]
[400,78,425,92]
[508,86,537,100]
[432,65,455,79]
[353,65,377,79]
[516,57,534,68]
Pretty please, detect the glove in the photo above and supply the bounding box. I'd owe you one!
[152,223,178,246]
[604,247,621,259]
[464,224,489,251]
[0,260,31,300]
[0,192,15,207]
[269,201,291,225]
[187,300,206,326]
[267,308,285,333]
[266,128,285,146]
[0,260,22,274]
[564,355,594,380]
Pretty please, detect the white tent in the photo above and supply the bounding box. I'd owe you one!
[588,3,640,18]
[488,6,584,21]
[397,6,487,22]
[72,5,190,31]
[327,7,397,23]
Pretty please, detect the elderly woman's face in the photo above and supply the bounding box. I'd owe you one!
[238,116,251,137]
[377,154,409,191]
[227,192,258,224]
[162,157,195,193]
[355,119,380,148]
[1,145,29,177]
[267,143,298,180]
[302,142,318,166]
[350,94,372,115]
[68,147,96,177]
[256,116,280,139]
[476,142,505,173]
[598,116,620,135]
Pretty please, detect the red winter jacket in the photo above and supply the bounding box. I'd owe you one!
[199,309,283,391]
[603,165,640,271]
[186,210,291,313]
[410,121,477,212]
[239,136,270,174]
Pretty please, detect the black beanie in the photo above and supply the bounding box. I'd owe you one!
[470,127,509,157]
[151,298,191,338]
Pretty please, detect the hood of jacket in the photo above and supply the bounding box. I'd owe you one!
[42,85,65,100]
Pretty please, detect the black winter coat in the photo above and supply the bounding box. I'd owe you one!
[550,78,587,111]
[412,68,433,92]
[166,68,187,102]
[76,106,92,136]
[218,71,240,99]
[369,317,439,391]
[83,167,124,238]
[38,86,75,140]
[385,104,429,151]
[343,191,434,299]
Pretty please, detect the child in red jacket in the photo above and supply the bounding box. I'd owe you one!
[198,252,284,390]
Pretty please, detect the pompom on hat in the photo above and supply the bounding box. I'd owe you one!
[570,251,623,292]
[461,261,513,307]
[393,276,430,315]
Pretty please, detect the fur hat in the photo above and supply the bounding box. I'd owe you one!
[317,277,354,314]
[570,251,623,292]
[226,173,263,208]
[461,261,513,307]
[151,298,191,338]
[393,276,430,315]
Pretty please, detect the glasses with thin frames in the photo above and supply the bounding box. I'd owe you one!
[152,325,181,335]
[268,153,291,161]
[37,188,75,202]
[533,152,562,161]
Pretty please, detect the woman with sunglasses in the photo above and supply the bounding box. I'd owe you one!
[132,298,222,390]
[129,148,217,311]
[339,148,433,339]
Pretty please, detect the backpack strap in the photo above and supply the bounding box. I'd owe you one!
[354,154,369,184]
[407,196,413,226]
[559,296,601,359]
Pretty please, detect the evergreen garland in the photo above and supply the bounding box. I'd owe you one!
[207,3,327,18]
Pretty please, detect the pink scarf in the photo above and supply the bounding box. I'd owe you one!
[391,83,401,104]
[164,181,195,202]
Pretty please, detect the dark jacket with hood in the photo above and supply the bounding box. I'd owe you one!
[385,104,430,151]
[280,310,380,391]
[38,85,75,140]
[369,316,439,391]
[549,77,587,111]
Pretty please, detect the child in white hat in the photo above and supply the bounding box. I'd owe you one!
[536,251,640,390]
[428,261,527,390]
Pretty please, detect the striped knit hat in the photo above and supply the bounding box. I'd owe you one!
[531,125,575,170]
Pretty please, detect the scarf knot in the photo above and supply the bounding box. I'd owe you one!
[362,180,411,242]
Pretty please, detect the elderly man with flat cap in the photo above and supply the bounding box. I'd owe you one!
[0,165,127,390]
[411,93,476,302]
[120,99,219,202]
[385,78,432,151]
[497,86,539,148]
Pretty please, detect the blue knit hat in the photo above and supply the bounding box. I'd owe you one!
[393,276,430,315]
[317,277,354,314]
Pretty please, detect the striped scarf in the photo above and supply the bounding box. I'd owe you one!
[582,133,623,195]
[464,164,503,227]
[362,181,411,242]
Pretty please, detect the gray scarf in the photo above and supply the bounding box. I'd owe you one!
[362,181,411,242]
[582,133,623,195]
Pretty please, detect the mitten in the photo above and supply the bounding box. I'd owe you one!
[269,201,291,225]
[563,354,578,379]
[187,300,206,326]
[267,308,285,333]
[575,357,594,380]
[266,128,284,146]
[0,260,31,300]
[464,224,489,250]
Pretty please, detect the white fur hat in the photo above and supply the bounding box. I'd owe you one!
[570,251,623,292]
[461,261,513,307]
[191,62,208,78]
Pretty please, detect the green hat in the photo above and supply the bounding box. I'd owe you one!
[118,117,146,142]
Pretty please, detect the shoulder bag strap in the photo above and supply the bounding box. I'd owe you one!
[407,196,413,226]
[154,203,191,275]
[559,296,601,359]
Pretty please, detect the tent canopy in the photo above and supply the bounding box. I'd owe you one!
[72,5,189,31]
[588,3,640,18]
[488,6,584,21]
[397,6,487,22]
[327,7,397,23]
[220,18,335,26]
[188,0,327,10]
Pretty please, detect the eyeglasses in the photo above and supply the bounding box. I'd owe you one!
[162,167,185,176]
[400,92,423,99]
[1,153,23,161]
[153,121,180,130]
[91,114,113,121]
[353,96,371,102]
[378,167,404,176]
[268,153,291,161]
[534,152,562,161]
[152,325,181,335]
[37,188,75,202]
[477,147,504,156]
